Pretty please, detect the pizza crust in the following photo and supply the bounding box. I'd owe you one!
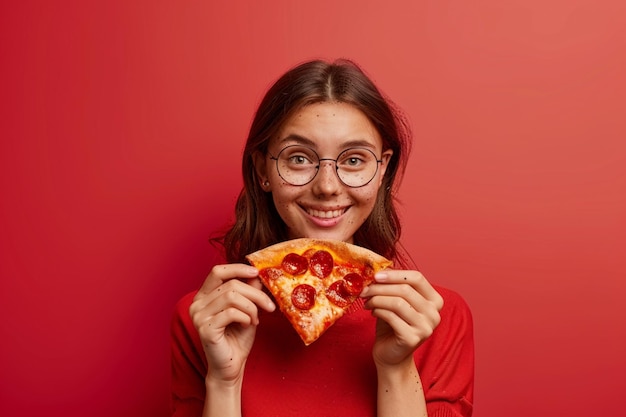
[246,238,392,271]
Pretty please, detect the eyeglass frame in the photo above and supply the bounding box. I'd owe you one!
[268,145,384,188]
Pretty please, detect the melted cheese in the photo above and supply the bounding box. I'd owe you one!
[267,264,362,345]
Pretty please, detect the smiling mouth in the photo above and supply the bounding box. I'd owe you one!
[305,207,347,219]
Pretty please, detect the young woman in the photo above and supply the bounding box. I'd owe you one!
[171,59,474,417]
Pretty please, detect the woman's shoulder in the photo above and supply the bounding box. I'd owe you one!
[171,290,199,332]
[174,290,198,310]
[432,284,474,326]
[434,285,471,307]
[414,283,474,370]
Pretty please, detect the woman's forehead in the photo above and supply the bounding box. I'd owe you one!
[272,102,383,151]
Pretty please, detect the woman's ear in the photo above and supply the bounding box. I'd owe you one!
[252,151,272,191]
[377,149,394,186]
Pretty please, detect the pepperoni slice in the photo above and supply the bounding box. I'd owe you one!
[343,272,364,296]
[309,250,333,278]
[282,253,308,275]
[259,267,283,281]
[326,280,352,308]
[292,284,316,310]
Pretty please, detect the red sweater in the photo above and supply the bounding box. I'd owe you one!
[171,285,474,417]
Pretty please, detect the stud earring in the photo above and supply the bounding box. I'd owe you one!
[263,180,270,187]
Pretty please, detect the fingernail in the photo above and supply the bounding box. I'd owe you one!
[374,272,388,282]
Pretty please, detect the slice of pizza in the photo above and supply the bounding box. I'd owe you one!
[245,238,393,345]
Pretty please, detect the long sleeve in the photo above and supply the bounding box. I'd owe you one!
[170,291,207,417]
[418,286,475,417]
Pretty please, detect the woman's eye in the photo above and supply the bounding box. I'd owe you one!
[288,155,311,164]
[340,154,365,167]
[346,157,363,166]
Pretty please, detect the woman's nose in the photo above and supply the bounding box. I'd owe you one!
[311,161,342,195]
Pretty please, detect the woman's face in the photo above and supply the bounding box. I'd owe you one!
[256,102,393,243]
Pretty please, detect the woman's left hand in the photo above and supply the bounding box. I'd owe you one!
[361,270,444,367]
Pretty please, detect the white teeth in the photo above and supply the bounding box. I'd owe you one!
[308,208,344,219]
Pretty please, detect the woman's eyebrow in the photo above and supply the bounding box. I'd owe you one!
[340,139,377,150]
[278,134,378,150]
[277,134,316,147]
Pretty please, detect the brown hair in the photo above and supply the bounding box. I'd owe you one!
[213,59,413,265]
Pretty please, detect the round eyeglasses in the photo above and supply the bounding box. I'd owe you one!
[269,145,383,188]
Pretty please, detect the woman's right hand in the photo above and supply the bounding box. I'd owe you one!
[189,264,276,384]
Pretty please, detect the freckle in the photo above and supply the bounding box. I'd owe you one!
[404,277,407,280]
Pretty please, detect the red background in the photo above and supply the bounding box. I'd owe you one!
[1,1,625,416]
